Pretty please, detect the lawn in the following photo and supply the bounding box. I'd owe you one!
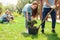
[0,14,60,40]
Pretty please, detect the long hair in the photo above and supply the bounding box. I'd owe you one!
[32,1,38,18]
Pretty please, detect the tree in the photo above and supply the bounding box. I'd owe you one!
[16,0,33,14]
[5,4,16,12]
[0,2,3,15]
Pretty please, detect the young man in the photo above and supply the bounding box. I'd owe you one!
[22,1,38,29]
[42,0,58,33]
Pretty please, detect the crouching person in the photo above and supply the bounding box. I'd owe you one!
[22,1,38,33]
[0,10,10,23]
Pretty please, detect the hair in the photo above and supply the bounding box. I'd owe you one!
[5,10,9,14]
[32,1,38,18]
[32,1,38,5]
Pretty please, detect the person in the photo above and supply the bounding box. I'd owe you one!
[0,10,10,23]
[32,3,38,20]
[56,0,60,19]
[42,0,58,33]
[22,1,38,31]
[8,11,14,20]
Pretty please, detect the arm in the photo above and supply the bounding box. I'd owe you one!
[26,11,28,20]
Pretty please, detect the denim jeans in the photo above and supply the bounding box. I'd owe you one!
[2,18,9,23]
[42,8,56,28]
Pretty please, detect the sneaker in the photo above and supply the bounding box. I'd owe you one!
[24,29,28,33]
[52,30,56,33]
[41,30,44,33]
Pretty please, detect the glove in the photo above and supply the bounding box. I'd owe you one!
[51,5,56,9]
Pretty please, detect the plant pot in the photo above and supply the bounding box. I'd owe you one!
[28,26,39,35]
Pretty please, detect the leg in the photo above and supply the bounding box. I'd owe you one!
[42,8,50,29]
[50,9,56,33]
[42,8,50,33]
[3,19,9,23]
[25,19,28,28]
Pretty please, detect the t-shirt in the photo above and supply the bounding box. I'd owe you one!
[22,4,32,14]
[43,0,55,8]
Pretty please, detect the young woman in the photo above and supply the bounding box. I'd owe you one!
[32,4,38,20]
[42,0,58,33]
[22,1,38,29]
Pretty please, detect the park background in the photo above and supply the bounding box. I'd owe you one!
[0,0,60,40]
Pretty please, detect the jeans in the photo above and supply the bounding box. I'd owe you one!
[2,18,9,23]
[42,8,56,28]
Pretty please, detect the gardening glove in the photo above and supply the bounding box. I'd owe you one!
[51,5,56,9]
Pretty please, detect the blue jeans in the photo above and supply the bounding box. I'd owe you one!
[2,18,9,23]
[42,8,56,28]
[23,12,31,28]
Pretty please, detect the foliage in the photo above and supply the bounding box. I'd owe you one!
[27,20,37,27]
[0,2,3,14]
[5,4,16,12]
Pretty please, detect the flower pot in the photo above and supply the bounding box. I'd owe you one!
[28,26,39,35]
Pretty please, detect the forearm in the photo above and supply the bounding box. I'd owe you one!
[26,11,28,20]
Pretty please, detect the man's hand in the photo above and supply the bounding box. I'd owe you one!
[51,5,56,9]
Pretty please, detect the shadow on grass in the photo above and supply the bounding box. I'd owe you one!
[22,32,30,37]
[44,33,60,40]
[22,32,38,39]
[31,34,38,39]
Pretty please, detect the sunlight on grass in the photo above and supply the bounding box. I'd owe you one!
[0,13,60,40]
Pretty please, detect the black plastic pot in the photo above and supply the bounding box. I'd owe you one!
[28,27,39,35]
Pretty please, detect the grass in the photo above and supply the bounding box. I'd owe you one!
[0,14,60,40]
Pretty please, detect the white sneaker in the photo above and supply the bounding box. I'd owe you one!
[25,30,28,33]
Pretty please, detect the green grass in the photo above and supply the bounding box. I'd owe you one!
[0,15,60,40]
